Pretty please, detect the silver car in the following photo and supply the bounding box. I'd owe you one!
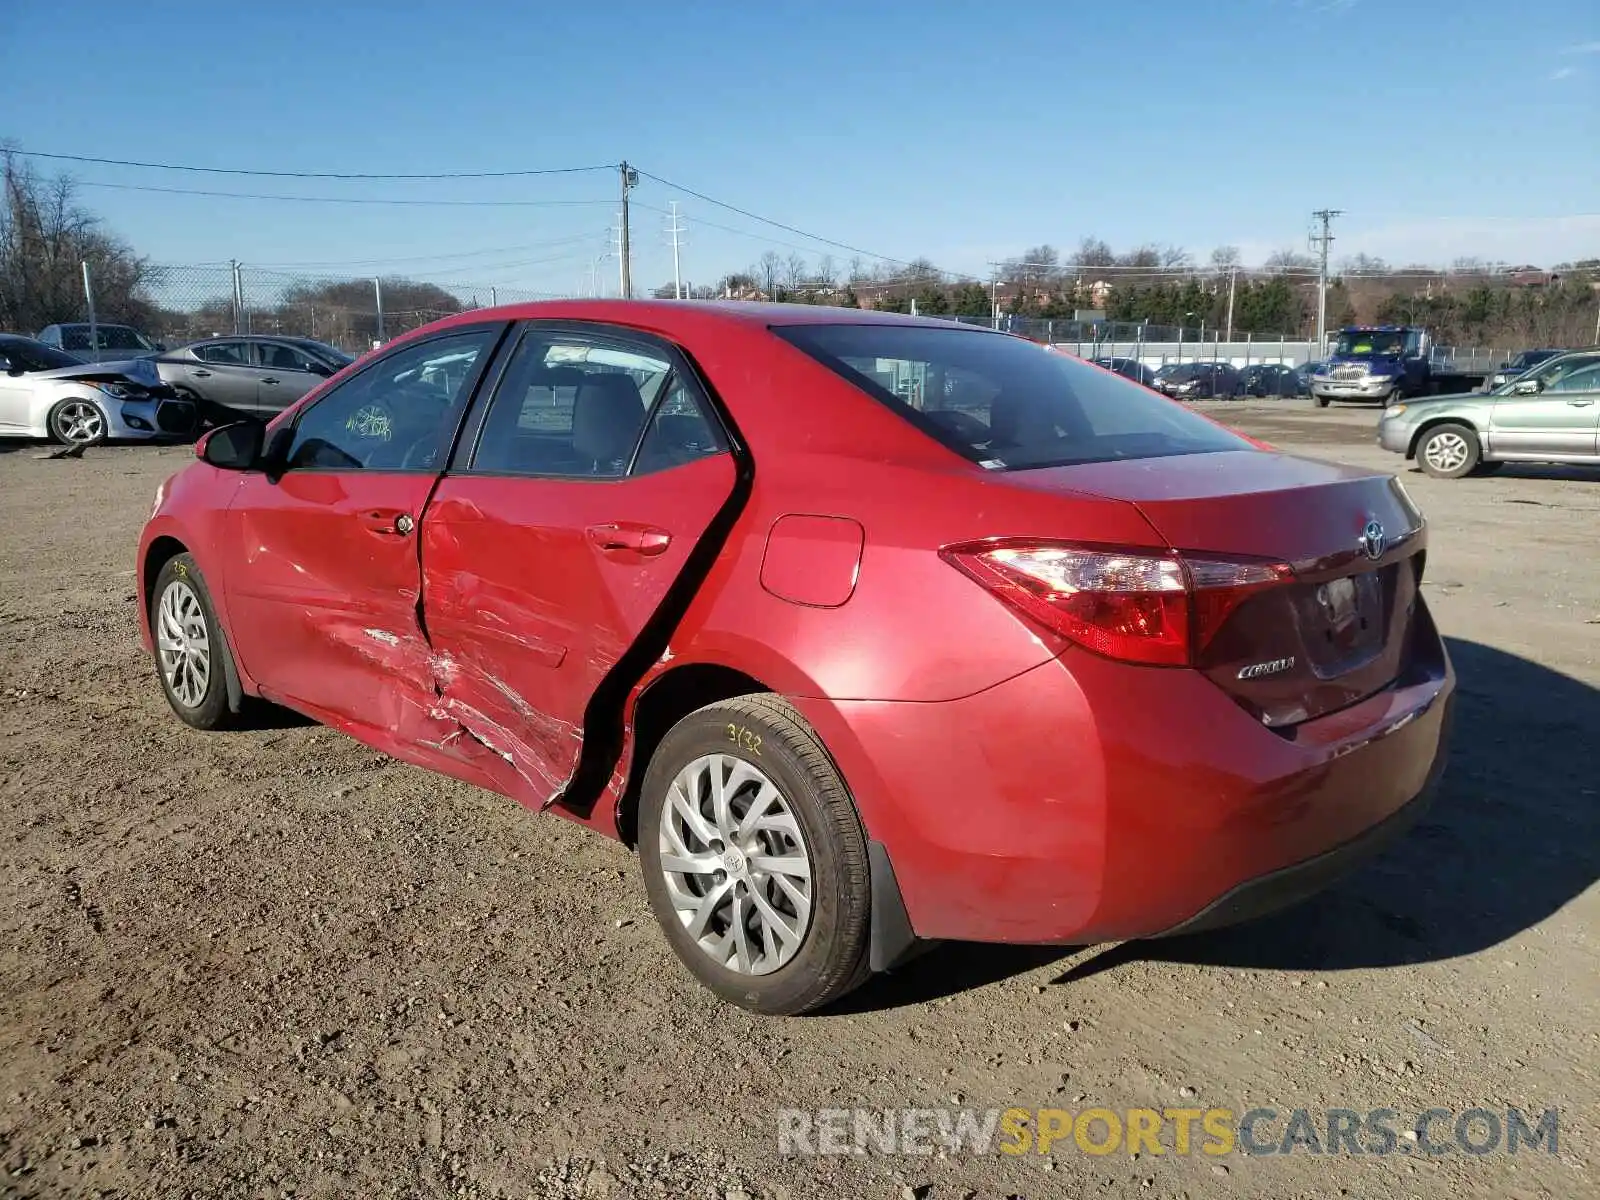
[1377,350,1600,478]
[152,335,352,422]
[0,335,199,445]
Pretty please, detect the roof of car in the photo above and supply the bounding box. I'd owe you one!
[438,298,999,332]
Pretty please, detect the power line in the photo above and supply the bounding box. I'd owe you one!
[253,234,604,269]
[74,179,616,208]
[632,167,979,279]
[9,148,616,180]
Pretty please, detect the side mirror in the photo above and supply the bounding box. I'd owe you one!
[1512,378,1541,395]
[307,360,333,377]
[197,420,265,470]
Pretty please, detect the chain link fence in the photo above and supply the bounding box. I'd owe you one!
[66,262,570,354]
[54,261,1522,376]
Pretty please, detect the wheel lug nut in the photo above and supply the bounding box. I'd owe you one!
[713,870,726,884]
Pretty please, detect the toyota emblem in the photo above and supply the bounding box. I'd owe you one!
[1360,518,1386,561]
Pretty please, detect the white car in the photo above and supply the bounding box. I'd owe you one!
[0,334,199,445]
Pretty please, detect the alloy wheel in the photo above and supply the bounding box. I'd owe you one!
[1424,431,1470,473]
[53,401,105,444]
[657,753,814,975]
[156,580,211,709]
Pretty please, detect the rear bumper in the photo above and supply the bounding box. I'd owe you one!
[1152,737,1445,937]
[793,608,1454,947]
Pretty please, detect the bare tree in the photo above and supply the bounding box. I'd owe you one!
[1160,245,1192,269]
[1265,248,1317,273]
[784,253,808,292]
[757,251,782,299]
[0,148,155,333]
[1074,237,1115,269]
[814,254,838,288]
[1209,245,1242,271]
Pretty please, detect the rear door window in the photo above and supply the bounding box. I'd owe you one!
[775,323,1250,470]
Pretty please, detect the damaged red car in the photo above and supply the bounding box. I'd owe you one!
[138,302,1454,1014]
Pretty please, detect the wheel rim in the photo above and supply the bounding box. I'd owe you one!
[54,401,104,443]
[658,753,813,976]
[1424,432,1469,472]
[156,580,211,709]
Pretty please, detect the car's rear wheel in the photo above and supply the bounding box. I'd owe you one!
[638,695,872,1015]
[1417,423,1481,479]
[151,554,237,730]
[47,398,107,445]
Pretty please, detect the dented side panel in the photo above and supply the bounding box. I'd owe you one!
[418,454,739,810]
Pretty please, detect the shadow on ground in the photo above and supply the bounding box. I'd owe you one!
[837,637,1599,1011]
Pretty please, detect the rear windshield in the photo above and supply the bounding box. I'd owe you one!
[774,323,1251,471]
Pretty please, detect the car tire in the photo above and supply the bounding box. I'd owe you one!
[150,553,238,730]
[46,398,108,446]
[1315,394,1331,408]
[638,694,872,1015]
[1416,423,1482,479]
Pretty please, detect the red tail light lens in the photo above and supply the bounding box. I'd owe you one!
[940,540,1292,667]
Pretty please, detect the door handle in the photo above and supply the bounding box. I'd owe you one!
[586,522,671,556]
[262,377,280,385]
[1565,399,1594,407]
[190,368,212,378]
[359,509,413,536]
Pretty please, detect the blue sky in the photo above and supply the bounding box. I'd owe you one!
[3,0,1597,295]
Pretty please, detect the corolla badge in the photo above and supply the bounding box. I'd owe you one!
[1238,656,1296,680]
[1360,517,1386,561]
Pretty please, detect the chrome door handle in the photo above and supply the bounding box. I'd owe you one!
[1564,399,1593,407]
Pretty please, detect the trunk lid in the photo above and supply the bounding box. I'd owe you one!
[1009,450,1427,727]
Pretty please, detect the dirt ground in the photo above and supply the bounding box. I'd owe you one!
[2,402,1596,1200]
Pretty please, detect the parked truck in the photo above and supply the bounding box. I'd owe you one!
[1310,325,1486,408]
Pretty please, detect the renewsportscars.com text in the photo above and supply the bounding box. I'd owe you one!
[777,1105,1560,1158]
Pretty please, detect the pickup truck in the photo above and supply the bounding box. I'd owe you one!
[1310,325,1486,408]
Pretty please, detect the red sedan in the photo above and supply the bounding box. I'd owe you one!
[137,302,1453,1014]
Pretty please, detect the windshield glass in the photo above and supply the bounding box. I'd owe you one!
[0,338,84,371]
[774,324,1251,472]
[293,338,354,365]
[60,325,155,352]
[1334,330,1406,357]
[1509,349,1558,370]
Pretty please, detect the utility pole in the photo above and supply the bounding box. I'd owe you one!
[618,161,638,299]
[1311,208,1342,355]
[1224,266,1237,342]
[666,200,686,299]
[81,261,97,355]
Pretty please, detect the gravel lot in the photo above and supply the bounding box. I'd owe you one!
[2,402,1597,1200]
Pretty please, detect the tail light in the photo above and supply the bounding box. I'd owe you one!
[940,540,1292,667]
